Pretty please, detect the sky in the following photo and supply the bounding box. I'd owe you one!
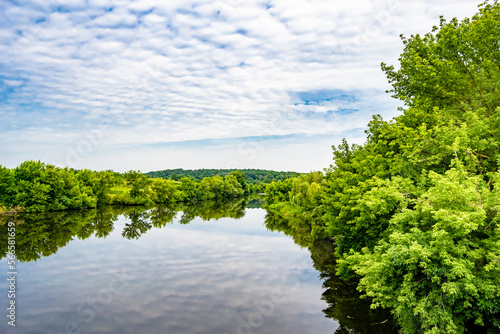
[0,0,482,173]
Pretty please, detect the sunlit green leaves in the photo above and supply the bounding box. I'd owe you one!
[343,162,500,333]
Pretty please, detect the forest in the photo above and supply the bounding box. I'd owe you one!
[0,163,250,213]
[145,168,301,185]
[263,2,500,333]
[0,162,301,214]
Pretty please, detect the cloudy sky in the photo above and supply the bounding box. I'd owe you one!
[0,0,481,172]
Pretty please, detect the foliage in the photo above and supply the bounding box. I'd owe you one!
[326,3,500,332]
[4,161,100,212]
[150,178,177,203]
[144,168,302,186]
[379,0,500,178]
[289,171,325,213]
[262,2,500,333]
[263,178,294,204]
[342,163,500,333]
[0,162,252,212]
[264,172,326,237]
[229,170,249,194]
[123,170,154,205]
[263,210,398,333]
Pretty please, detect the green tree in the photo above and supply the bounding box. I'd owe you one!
[124,170,153,205]
[264,178,293,205]
[222,174,245,198]
[0,165,14,208]
[229,170,249,194]
[344,163,500,333]
[318,3,500,333]
[150,178,177,203]
[198,175,224,200]
[178,177,199,202]
[381,1,500,177]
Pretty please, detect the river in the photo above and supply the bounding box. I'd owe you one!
[0,199,396,334]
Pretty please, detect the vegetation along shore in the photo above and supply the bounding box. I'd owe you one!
[263,2,500,333]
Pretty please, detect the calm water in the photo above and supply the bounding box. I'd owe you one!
[0,201,397,334]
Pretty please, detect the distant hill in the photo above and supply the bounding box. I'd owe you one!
[144,168,302,184]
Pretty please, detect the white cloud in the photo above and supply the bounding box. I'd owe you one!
[0,0,482,171]
[3,79,24,87]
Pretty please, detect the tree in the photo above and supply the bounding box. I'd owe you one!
[264,178,293,205]
[150,178,176,203]
[178,177,199,202]
[344,163,500,333]
[320,3,500,332]
[381,1,500,177]
[229,170,249,194]
[123,170,153,205]
[0,165,14,207]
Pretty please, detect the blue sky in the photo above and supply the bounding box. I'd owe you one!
[0,0,481,172]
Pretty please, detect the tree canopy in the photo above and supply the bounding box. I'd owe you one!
[0,162,252,213]
[262,2,500,332]
[144,168,301,185]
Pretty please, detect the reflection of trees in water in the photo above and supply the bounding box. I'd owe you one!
[0,208,119,262]
[122,210,153,240]
[246,196,265,209]
[0,197,249,261]
[177,197,248,222]
[264,211,399,334]
[121,197,248,238]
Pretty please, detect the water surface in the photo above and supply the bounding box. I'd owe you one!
[0,203,339,334]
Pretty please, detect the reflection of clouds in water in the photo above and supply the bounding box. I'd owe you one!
[0,209,337,334]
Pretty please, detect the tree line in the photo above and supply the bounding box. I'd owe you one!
[0,162,250,213]
[263,2,500,333]
[145,168,302,185]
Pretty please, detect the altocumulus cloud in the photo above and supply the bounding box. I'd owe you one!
[0,0,480,172]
